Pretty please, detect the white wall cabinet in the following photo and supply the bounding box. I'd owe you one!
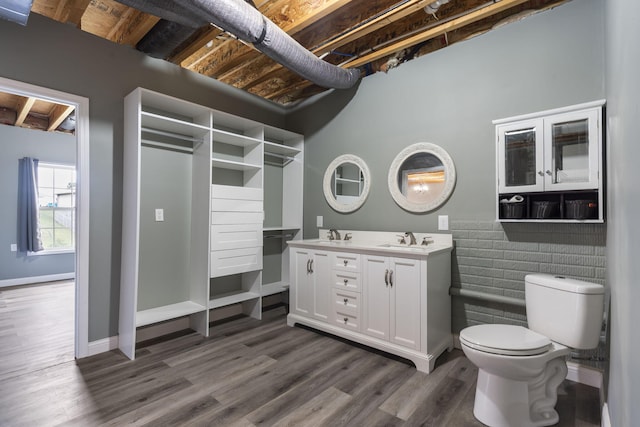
[120,88,303,359]
[288,232,453,373]
[495,100,605,222]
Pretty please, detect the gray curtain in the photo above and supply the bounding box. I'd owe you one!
[17,157,43,252]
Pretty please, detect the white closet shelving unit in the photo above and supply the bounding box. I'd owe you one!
[120,88,304,359]
[119,88,211,360]
[262,127,304,297]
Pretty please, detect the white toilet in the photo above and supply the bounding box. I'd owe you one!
[459,274,604,427]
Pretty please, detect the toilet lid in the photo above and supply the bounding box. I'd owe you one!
[460,324,551,356]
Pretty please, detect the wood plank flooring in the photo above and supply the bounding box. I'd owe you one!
[0,283,601,426]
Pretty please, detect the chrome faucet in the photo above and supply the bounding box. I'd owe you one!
[405,232,417,245]
[329,229,341,240]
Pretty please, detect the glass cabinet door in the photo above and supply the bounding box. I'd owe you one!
[544,109,599,190]
[497,119,544,193]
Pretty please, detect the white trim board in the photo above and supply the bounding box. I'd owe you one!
[0,273,74,288]
[0,76,90,359]
[87,336,119,356]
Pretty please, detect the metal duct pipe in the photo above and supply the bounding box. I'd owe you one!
[117,0,360,90]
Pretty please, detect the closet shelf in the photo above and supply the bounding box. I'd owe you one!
[212,158,262,171]
[141,111,209,139]
[136,301,206,327]
[213,128,262,147]
[263,226,300,232]
[209,290,261,309]
[263,141,301,157]
[262,281,289,297]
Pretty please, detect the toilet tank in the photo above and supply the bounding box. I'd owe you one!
[525,274,604,349]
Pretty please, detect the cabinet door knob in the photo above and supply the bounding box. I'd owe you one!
[545,170,552,176]
[389,270,394,287]
[343,260,348,266]
[384,269,389,286]
[538,170,544,176]
[343,279,348,285]
[344,317,348,324]
[344,298,348,305]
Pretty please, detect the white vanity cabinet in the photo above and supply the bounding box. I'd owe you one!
[362,255,421,350]
[287,231,453,373]
[290,248,331,321]
[495,100,605,222]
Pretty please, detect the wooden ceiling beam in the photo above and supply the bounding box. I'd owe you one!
[51,0,91,26]
[169,26,224,65]
[106,8,160,46]
[47,104,75,132]
[344,0,530,68]
[15,96,36,127]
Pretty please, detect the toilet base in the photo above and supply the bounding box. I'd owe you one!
[473,357,567,427]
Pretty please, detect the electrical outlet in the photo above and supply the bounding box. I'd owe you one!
[155,208,164,222]
[438,215,449,231]
[316,216,323,227]
[10,243,17,252]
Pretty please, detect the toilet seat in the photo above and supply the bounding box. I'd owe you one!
[460,324,551,356]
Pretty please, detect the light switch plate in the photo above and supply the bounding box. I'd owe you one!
[438,215,449,230]
[10,243,17,252]
[155,208,164,222]
[316,216,323,227]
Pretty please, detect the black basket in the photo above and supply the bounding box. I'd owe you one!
[501,202,525,219]
[532,201,559,218]
[565,200,597,219]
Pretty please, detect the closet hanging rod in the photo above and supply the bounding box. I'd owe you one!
[264,151,295,161]
[141,139,194,153]
[141,126,204,143]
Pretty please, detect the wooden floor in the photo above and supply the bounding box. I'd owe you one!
[0,283,601,426]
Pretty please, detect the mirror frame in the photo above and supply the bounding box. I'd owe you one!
[323,154,371,213]
[387,142,456,213]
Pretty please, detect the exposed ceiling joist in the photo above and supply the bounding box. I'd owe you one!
[47,104,75,131]
[15,96,36,127]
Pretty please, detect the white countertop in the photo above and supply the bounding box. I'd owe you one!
[287,230,453,258]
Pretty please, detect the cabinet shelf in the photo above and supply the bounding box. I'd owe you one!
[262,281,289,296]
[211,158,262,171]
[209,290,261,309]
[136,301,206,327]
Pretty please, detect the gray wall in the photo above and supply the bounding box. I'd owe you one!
[604,0,640,425]
[0,14,287,341]
[288,0,606,348]
[0,125,75,280]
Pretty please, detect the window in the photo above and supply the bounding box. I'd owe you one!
[37,163,76,252]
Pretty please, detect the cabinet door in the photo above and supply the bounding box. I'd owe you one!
[543,109,600,191]
[311,251,331,321]
[389,258,421,350]
[497,119,544,193]
[362,255,390,340]
[291,249,313,316]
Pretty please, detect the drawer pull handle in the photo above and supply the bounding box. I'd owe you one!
[343,260,348,266]
[344,317,348,324]
[384,269,389,286]
[344,298,348,305]
[344,279,348,285]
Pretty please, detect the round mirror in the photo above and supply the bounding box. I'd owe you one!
[388,143,456,213]
[323,154,371,213]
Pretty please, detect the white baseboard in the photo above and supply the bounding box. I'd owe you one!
[601,403,611,427]
[0,273,74,288]
[87,336,119,356]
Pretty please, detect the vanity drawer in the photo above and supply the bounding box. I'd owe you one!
[332,288,360,317]
[332,270,360,292]
[332,252,360,272]
[333,312,360,332]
